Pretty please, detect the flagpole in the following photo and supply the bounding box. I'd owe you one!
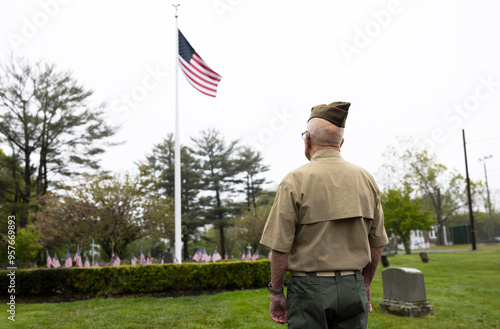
[173,3,182,264]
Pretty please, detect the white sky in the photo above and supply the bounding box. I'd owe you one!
[1,0,500,210]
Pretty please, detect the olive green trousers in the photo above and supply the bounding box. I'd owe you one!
[287,271,368,329]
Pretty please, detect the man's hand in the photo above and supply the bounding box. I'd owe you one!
[362,245,384,313]
[270,292,288,324]
[364,283,373,313]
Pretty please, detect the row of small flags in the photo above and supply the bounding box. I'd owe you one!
[192,247,270,263]
[192,247,224,263]
[241,250,263,261]
[46,248,271,268]
[45,250,177,268]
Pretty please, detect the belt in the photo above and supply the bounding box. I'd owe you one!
[291,270,356,277]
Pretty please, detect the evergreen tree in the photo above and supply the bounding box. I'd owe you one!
[191,129,242,259]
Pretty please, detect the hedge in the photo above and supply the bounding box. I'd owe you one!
[0,260,273,299]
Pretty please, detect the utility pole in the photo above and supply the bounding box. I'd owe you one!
[462,129,476,250]
[479,155,495,243]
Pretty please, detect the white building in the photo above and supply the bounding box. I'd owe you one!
[396,226,447,251]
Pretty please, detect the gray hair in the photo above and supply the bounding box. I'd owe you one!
[307,118,344,147]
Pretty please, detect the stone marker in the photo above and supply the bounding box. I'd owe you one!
[379,267,434,318]
[381,255,390,268]
[419,252,430,263]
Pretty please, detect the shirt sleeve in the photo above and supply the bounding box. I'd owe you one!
[369,193,389,247]
[260,180,299,253]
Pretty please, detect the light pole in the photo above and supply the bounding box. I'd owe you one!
[479,155,495,243]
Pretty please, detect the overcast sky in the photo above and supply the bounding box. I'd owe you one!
[1,0,499,209]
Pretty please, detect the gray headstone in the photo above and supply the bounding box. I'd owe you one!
[382,267,427,302]
[381,255,390,268]
[379,267,434,318]
[419,252,430,263]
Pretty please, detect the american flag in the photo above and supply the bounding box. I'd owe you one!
[173,255,179,264]
[201,247,211,263]
[161,256,164,264]
[111,253,121,267]
[93,259,99,267]
[64,250,72,268]
[146,251,152,265]
[84,255,90,268]
[268,251,272,260]
[74,250,82,267]
[192,248,202,263]
[243,250,252,261]
[178,29,222,97]
[52,254,61,268]
[139,250,146,265]
[131,254,137,266]
[46,250,53,268]
[251,252,260,261]
[212,248,222,262]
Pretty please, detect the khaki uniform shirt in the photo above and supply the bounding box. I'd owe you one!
[260,149,388,272]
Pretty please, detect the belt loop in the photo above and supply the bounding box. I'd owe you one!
[355,270,363,282]
[334,271,342,283]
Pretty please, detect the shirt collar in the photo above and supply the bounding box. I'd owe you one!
[310,149,342,161]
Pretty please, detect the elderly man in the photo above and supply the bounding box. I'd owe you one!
[260,101,388,329]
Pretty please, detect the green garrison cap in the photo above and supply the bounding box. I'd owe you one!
[308,101,351,128]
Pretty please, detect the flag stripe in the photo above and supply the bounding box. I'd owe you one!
[178,29,221,97]
[179,71,219,98]
[191,53,222,81]
[179,60,219,89]
[179,56,219,93]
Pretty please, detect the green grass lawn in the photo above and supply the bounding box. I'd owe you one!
[3,244,500,328]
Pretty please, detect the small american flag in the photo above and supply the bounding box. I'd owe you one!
[201,247,210,263]
[212,248,222,262]
[64,250,72,268]
[139,250,146,265]
[46,250,53,268]
[74,250,82,267]
[251,252,260,261]
[84,255,90,268]
[146,251,152,265]
[93,259,99,267]
[193,248,202,263]
[52,254,61,268]
[178,29,222,97]
[111,253,121,266]
[131,254,137,266]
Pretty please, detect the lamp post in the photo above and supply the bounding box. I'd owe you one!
[479,155,495,243]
